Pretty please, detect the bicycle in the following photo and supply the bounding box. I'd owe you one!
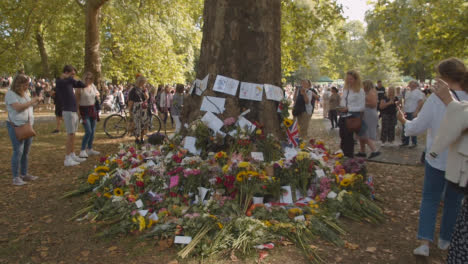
[103,108,162,138]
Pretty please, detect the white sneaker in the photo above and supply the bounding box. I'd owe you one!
[87,149,100,156]
[413,244,429,257]
[438,239,450,250]
[12,177,27,186]
[21,175,39,181]
[64,156,80,166]
[71,153,86,163]
[79,150,89,158]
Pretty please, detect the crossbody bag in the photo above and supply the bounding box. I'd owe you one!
[344,90,362,133]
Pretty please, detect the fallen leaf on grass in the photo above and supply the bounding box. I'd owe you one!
[108,246,118,252]
[365,247,377,253]
[81,250,90,257]
[40,251,48,258]
[259,251,268,261]
[344,241,359,250]
[382,249,392,253]
[230,250,238,262]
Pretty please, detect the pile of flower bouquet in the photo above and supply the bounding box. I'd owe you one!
[66,117,383,263]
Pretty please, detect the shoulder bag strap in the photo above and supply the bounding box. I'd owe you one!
[450,89,461,102]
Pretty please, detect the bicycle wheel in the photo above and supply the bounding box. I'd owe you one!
[147,114,162,134]
[104,114,128,138]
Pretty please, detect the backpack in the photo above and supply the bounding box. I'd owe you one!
[292,92,306,117]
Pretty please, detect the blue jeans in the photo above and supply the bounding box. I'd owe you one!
[81,116,96,151]
[402,112,417,145]
[6,122,32,178]
[417,161,463,242]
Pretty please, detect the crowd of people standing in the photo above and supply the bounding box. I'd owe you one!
[291,57,468,262]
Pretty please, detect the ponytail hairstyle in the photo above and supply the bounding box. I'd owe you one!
[436,58,468,92]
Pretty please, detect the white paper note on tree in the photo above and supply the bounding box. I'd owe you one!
[189,79,201,95]
[264,84,284,101]
[200,96,226,114]
[237,116,256,133]
[201,112,224,133]
[196,74,209,96]
[239,82,263,101]
[213,75,239,96]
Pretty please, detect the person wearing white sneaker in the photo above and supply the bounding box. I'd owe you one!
[5,74,41,186]
[402,59,468,258]
[56,65,86,166]
[76,72,100,159]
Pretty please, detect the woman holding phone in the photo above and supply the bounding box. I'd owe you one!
[398,58,468,257]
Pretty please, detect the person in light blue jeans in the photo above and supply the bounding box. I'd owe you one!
[5,74,40,186]
[419,161,463,242]
[76,72,100,158]
[397,58,468,257]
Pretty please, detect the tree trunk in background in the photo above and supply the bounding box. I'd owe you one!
[35,30,50,79]
[181,0,283,137]
[84,0,108,88]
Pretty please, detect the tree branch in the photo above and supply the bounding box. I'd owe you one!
[74,0,85,9]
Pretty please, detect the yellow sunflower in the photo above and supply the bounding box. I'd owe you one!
[236,171,246,182]
[138,215,146,231]
[87,173,99,184]
[238,161,250,168]
[340,178,351,187]
[94,166,110,173]
[113,188,124,196]
[283,118,293,128]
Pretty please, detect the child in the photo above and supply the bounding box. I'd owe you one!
[171,84,184,133]
[328,87,340,129]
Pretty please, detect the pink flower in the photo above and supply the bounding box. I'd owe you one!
[224,117,236,126]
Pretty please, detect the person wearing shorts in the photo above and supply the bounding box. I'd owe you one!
[55,65,86,166]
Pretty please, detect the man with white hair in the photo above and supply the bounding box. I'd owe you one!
[401,80,425,148]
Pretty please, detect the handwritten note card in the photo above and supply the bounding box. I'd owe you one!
[213,75,239,96]
[237,116,256,133]
[239,82,263,101]
[251,152,265,161]
[174,236,192,244]
[264,84,284,101]
[201,112,224,133]
[200,96,226,114]
[183,136,201,155]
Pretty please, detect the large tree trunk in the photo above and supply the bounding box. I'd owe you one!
[35,29,50,79]
[182,0,283,137]
[84,0,108,88]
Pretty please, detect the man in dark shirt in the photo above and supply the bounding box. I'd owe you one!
[376,80,386,102]
[56,65,86,166]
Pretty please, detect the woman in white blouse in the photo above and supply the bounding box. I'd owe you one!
[338,70,365,158]
[397,58,468,257]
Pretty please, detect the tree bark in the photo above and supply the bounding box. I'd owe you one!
[84,0,109,87]
[182,0,282,137]
[35,29,50,79]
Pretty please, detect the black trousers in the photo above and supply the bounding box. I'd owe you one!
[339,117,355,158]
[329,110,338,128]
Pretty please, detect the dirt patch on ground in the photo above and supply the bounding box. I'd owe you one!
[0,115,447,264]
